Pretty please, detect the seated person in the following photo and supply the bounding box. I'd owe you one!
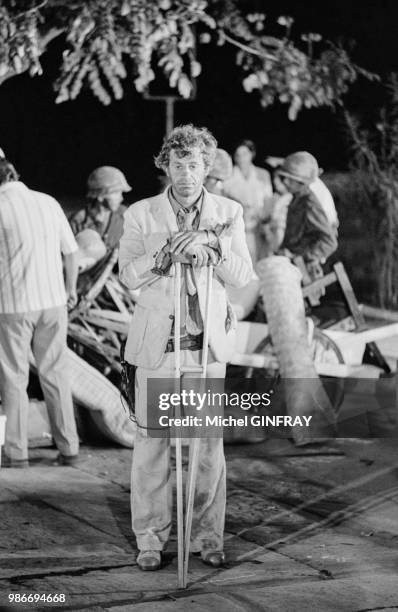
[262,151,337,280]
[265,155,339,235]
[69,166,132,251]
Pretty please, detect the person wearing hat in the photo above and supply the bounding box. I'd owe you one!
[264,155,339,235]
[204,148,233,195]
[262,151,337,279]
[69,166,132,251]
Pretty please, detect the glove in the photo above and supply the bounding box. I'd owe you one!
[306,259,324,281]
[187,245,220,268]
[151,240,172,276]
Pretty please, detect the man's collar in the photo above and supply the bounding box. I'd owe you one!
[168,186,204,215]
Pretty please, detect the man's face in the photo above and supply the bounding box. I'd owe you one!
[167,148,207,198]
[204,175,223,195]
[279,175,305,195]
[273,173,289,195]
[99,190,123,212]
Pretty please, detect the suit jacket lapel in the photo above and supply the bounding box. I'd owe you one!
[192,189,222,288]
[150,188,179,233]
[198,188,222,230]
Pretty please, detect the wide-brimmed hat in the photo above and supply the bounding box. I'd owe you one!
[87,166,132,198]
[277,151,319,185]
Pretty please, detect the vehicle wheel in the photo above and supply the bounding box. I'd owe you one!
[246,328,345,414]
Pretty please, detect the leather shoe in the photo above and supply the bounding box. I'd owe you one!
[136,550,161,571]
[1,453,29,468]
[54,453,80,467]
[201,551,226,568]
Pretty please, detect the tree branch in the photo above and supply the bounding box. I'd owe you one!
[40,26,65,49]
[221,31,279,62]
[14,0,49,19]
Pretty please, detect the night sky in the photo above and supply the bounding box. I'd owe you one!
[0,0,397,204]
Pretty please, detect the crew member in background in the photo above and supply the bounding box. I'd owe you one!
[69,166,132,251]
[205,148,261,324]
[119,125,253,572]
[204,148,233,195]
[264,155,339,239]
[223,139,273,263]
[0,157,80,468]
[262,151,337,280]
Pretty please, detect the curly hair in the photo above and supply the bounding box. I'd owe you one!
[154,124,217,171]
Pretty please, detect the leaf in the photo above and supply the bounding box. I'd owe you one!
[177,74,192,98]
[287,95,302,120]
[12,55,22,73]
[199,32,211,44]
[242,73,260,92]
[190,60,201,77]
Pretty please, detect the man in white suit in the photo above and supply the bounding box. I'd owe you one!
[119,125,253,571]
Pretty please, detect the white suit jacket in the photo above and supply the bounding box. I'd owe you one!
[119,188,253,369]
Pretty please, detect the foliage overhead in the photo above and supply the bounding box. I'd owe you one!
[0,0,374,118]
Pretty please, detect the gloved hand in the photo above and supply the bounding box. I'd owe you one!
[152,240,172,276]
[67,289,78,309]
[306,259,324,281]
[186,245,220,268]
[169,230,209,255]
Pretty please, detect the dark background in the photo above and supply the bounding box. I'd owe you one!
[0,0,397,203]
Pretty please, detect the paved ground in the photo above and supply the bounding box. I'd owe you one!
[1,430,398,611]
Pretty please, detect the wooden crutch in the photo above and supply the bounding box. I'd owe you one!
[182,264,213,586]
[173,260,185,588]
[173,257,214,588]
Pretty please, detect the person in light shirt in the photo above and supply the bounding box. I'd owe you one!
[223,139,273,263]
[0,157,80,468]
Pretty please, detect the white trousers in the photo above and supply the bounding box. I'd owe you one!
[0,306,79,460]
[131,349,226,552]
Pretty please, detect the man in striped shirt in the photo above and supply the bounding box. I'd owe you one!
[0,158,80,467]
